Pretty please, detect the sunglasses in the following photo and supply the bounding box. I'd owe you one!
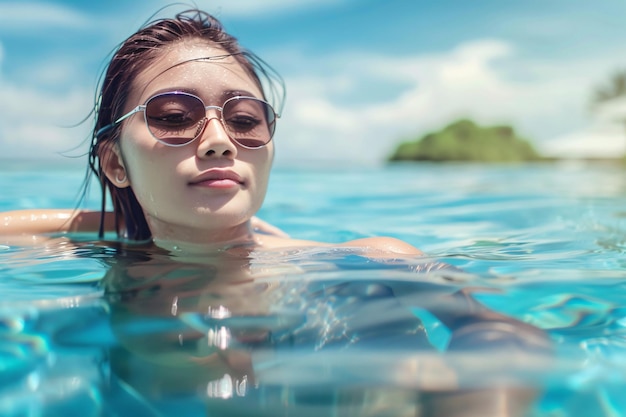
[98,91,279,149]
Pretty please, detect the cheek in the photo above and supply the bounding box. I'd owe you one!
[120,140,151,183]
[246,147,273,188]
[119,136,178,201]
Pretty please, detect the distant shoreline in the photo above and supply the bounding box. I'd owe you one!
[1,156,624,172]
[0,158,86,171]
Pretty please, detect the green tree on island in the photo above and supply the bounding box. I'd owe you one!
[388,119,542,163]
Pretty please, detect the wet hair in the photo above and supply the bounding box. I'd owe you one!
[88,8,284,241]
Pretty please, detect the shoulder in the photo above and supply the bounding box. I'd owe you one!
[253,233,322,249]
[339,237,423,256]
[255,233,421,256]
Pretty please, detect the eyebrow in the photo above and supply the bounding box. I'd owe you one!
[148,87,260,102]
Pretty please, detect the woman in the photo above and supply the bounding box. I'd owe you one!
[1,9,418,257]
[0,9,549,416]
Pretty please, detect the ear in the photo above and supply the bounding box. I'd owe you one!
[100,142,130,188]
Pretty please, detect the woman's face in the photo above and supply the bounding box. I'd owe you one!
[110,40,274,244]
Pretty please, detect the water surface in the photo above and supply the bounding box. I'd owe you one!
[2,161,626,416]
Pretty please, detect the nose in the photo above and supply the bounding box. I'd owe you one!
[196,111,238,159]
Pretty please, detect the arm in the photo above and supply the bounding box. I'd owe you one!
[398,286,551,417]
[0,209,111,235]
[1,209,287,237]
[431,287,551,352]
[347,237,548,350]
[419,288,550,417]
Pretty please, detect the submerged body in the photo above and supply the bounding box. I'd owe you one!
[0,214,550,416]
[0,232,546,416]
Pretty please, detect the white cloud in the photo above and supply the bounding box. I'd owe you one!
[0,48,93,160]
[19,61,86,87]
[541,124,624,158]
[0,2,91,30]
[542,97,626,158]
[269,39,625,166]
[0,87,93,159]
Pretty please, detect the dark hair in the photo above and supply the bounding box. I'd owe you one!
[88,9,284,241]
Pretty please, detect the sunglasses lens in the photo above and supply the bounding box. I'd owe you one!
[223,97,276,148]
[145,93,205,146]
[144,93,276,148]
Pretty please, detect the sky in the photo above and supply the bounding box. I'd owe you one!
[1,0,626,167]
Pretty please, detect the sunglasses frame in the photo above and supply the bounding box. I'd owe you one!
[99,91,279,149]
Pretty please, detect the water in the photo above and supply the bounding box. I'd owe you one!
[2,160,626,416]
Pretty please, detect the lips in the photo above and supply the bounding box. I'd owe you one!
[189,169,244,188]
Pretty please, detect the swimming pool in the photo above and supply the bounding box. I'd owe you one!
[2,160,626,416]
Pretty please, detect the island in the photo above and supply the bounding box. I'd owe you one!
[388,119,543,163]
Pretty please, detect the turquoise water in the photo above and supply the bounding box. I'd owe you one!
[2,161,626,416]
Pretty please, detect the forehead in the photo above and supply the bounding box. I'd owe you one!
[129,40,262,104]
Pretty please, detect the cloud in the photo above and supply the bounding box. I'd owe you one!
[0,2,91,31]
[0,42,93,160]
[269,39,621,166]
[542,125,624,158]
[0,83,93,159]
[543,97,626,158]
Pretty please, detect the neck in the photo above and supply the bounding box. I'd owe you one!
[147,218,258,255]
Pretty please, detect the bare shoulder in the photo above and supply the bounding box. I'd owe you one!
[253,233,323,249]
[340,237,423,256]
[255,233,422,256]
